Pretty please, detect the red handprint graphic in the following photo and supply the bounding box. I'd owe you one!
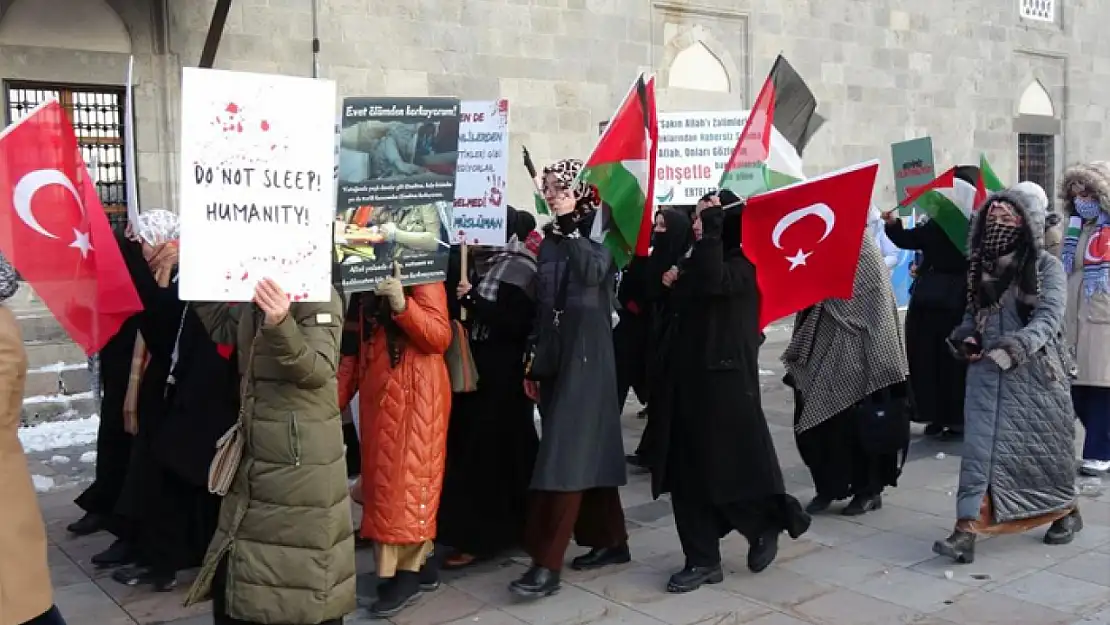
[487,174,504,207]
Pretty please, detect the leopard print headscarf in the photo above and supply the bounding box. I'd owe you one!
[542,158,601,214]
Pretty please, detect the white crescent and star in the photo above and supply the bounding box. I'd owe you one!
[12,169,94,258]
[770,203,836,270]
[1085,230,1106,263]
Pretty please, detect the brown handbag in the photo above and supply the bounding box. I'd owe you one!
[207,326,257,496]
[445,319,479,393]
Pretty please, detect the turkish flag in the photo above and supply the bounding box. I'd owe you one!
[0,101,143,355]
[741,160,879,329]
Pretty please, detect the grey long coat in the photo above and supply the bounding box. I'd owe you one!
[950,189,1076,523]
[530,231,627,492]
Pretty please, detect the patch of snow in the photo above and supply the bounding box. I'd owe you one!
[31,475,55,493]
[49,455,71,464]
[23,390,95,406]
[79,451,97,464]
[935,452,946,460]
[28,361,86,374]
[18,414,99,452]
[759,369,775,376]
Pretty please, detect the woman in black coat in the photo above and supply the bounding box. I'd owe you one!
[648,202,809,594]
[883,166,976,438]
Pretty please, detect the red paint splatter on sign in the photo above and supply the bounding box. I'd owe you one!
[261,120,270,132]
[226,103,239,114]
[241,271,249,281]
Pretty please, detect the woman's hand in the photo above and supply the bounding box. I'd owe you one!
[147,242,179,274]
[963,336,982,362]
[456,280,472,300]
[254,278,291,327]
[881,210,897,225]
[662,266,679,288]
[523,379,539,402]
[375,262,407,313]
[552,190,577,216]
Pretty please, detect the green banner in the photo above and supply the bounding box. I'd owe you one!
[891,137,935,217]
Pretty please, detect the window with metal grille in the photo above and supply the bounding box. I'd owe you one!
[1018,134,1055,199]
[1020,0,1055,22]
[4,81,130,229]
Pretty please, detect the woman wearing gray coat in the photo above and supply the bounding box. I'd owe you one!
[933,186,1080,565]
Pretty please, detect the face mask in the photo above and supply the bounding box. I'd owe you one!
[1074,197,1101,220]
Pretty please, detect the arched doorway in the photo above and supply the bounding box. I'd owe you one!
[1014,79,1060,197]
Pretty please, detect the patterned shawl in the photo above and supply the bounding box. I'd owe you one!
[782,235,909,433]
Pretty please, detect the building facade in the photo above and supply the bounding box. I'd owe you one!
[0,0,1104,215]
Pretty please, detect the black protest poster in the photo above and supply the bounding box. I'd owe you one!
[334,97,460,292]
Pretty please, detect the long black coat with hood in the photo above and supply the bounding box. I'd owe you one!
[647,205,792,506]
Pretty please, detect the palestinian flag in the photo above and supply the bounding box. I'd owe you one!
[900,167,978,255]
[720,55,825,198]
[975,154,1005,207]
[581,73,658,268]
[533,186,550,215]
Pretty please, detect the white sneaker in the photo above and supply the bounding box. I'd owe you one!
[1080,459,1110,475]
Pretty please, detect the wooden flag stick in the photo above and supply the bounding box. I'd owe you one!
[459,241,469,321]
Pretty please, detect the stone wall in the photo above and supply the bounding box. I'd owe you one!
[2,0,1109,211]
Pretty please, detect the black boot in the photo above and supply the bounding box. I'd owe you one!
[1044,509,1084,545]
[91,539,135,568]
[369,571,420,619]
[67,512,106,536]
[805,495,833,515]
[418,559,440,592]
[570,544,631,571]
[747,531,779,573]
[666,564,723,593]
[842,494,882,516]
[111,564,175,591]
[933,530,976,564]
[923,424,944,436]
[509,566,560,598]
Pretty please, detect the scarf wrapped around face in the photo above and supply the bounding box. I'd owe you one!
[476,231,541,302]
[967,212,1039,328]
[1061,193,1110,297]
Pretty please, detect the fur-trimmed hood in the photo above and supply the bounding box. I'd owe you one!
[1058,162,1110,218]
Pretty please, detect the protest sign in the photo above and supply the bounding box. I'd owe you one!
[654,110,749,205]
[452,99,509,246]
[178,68,336,303]
[891,137,935,217]
[336,97,460,291]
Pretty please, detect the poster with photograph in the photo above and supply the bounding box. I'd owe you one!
[452,99,509,246]
[335,97,460,291]
[177,68,337,302]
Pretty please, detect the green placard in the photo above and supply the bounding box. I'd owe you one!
[891,137,936,217]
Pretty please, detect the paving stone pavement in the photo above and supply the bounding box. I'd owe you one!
[34,324,1110,625]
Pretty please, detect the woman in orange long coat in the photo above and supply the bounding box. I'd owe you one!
[338,268,451,620]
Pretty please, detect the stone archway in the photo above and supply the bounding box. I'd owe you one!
[1013,78,1060,199]
[659,24,740,95]
[0,0,131,53]
[1018,79,1054,117]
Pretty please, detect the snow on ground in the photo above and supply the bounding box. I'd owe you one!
[28,361,87,374]
[19,414,99,452]
[22,390,95,405]
[31,475,55,493]
[50,455,71,464]
[80,451,98,463]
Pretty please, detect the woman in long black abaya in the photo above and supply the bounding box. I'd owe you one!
[649,203,808,593]
[437,208,541,568]
[111,244,237,591]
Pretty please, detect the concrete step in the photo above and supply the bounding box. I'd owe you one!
[25,341,87,371]
[25,364,91,397]
[21,392,97,427]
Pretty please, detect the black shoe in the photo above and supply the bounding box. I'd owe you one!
[747,531,779,573]
[570,544,631,571]
[369,571,420,619]
[509,566,560,599]
[842,494,882,516]
[1044,509,1084,545]
[666,564,723,593]
[67,512,106,536]
[923,424,944,436]
[91,539,135,569]
[636,408,648,420]
[111,564,174,590]
[418,560,441,592]
[938,428,964,442]
[805,495,833,515]
[933,530,976,564]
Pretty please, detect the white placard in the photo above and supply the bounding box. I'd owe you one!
[451,99,509,246]
[653,110,748,206]
[178,68,337,302]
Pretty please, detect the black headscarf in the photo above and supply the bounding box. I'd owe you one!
[716,190,746,253]
[505,205,536,243]
[653,209,694,270]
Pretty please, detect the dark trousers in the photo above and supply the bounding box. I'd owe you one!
[671,490,771,567]
[523,488,628,571]
[21,606,66,625]
[795,399,898,500]
[1074,385,1110,461]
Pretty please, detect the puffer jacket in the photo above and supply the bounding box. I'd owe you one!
[1058,162,1110,387]
[338,284,452,545]
[185,290,355,625]
[949,188,1075,523]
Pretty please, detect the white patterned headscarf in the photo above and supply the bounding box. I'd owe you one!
[0,252,18,302]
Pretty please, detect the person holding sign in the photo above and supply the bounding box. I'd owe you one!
[183,280,354,625]
[337,263,452,619]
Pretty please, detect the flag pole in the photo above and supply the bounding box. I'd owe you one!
[124,55,140,230]
[310,0,320,78]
